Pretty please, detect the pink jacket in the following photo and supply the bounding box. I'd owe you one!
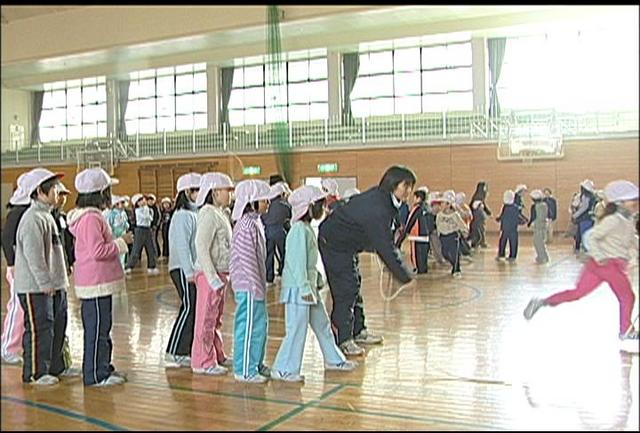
[68,207,128,299]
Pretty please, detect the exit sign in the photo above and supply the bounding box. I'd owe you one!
[317,163,338,173]
[243,166,261,176]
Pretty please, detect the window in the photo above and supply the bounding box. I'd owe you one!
[498,25,639,113]
[348,40,473,117]
[229,55,328,126]
[125,63,207,134]
[39,77,107,143]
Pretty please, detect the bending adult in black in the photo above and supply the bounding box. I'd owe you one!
[318,165,416,356]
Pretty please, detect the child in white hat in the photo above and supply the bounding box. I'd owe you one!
[159,197,173,259]
[125,193,159,275]
[13,168,70,385]
[104,195,130,269]
[527,189,549,264]
[229,179,273,383]
[67,167,133,386]
[1,172,31,366]
[495,190,528,262]
[572,179,597,254]
[271,186,358,382]
[190,172,235,375]
[165,172,201,368]
[436,190,469,278]
[525,180,639,342]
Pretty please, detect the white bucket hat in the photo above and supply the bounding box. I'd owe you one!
[503,190,515,205]
[428,191,441,205]
[417,186,429,194]
[604,180,638,203]
[176,172,202,193]
[269,181,292,200]
[321,178,339,195]
[161,197,172,204]
[288,185,328,222]
[146,193,156,201]
[131,193,145,206]
[196,172,235,207]
[75,167,119,194]
[343,188,360,199]
[9,172,31,206]
[57,182,71,195]
[515,184,527,193]
[111,195,126,206]
[530,189,543,200]
[441,190,456,204]
[580,179,595,192]
[22,167,65,196]
[455,192,466,206]
[231,179,272,221]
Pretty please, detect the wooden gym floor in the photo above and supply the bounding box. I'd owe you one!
[1,233,638,431]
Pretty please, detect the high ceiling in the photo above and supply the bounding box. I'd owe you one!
[1,6,83,24]
[1,5,636,89]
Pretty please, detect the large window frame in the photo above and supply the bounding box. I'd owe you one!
[39,77,107,143]
[348,40,473,117]
[228,55,329,127]
[125,63,208,135]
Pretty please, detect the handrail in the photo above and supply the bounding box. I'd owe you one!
[1,109,637,167]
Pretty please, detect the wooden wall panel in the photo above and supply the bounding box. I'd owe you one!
[2,138,637,230]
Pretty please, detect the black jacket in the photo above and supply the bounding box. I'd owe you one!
[319,186,413,284]
[1,204,29,266]
[497,204,528,232]
[543,196,557,221]
[52,208,75,271]
[395,202,432,247]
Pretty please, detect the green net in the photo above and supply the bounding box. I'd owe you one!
[266,5,291,183]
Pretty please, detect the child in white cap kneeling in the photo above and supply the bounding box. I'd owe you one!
[271,186,358,382]
[524,180,639,342]
[229,179,273,383]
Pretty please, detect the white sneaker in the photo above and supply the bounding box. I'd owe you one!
[234,373,268,384]
[523,298,545,320]
[124,268,132,275]
[147,268,160,275]
[452,272,462,279]
[258,364,271,377]
[111,370,128,381]
[1,352,23,365]
[164,353,191,368]
[31,374,59,386]
[58,367,82,378]
[495,256,505,262]
[92,374,126,387]
[270,370,304,382]
[354,330,383,345]
[340,339,365,356]
[325,360,358,371]
[193,366,228,376]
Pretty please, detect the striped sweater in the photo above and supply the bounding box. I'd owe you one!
[229,212,267,300]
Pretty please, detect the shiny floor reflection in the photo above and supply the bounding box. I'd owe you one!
[1,234,638,430]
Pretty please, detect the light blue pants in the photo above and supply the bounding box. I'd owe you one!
[233,291,268,378]
[272,298,346,376]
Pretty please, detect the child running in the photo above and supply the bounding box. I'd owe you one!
[524,180,639,342]
[271,186,358,382]
[229,179,274,383]
[104,195,130,269]
[436,190,468,278]
[191,172,235,375]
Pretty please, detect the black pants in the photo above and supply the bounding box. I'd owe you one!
[410,240,429,274]
[153,227,161,257]
[18,290,67,383]
[498,230,519,259]
[162,224,170,257]
[126,227,157,269]
[81,296,116,385]
[166,269,196,357]
[440,233,461,274]
[459,235,472,256]
[319,237,367,346]
[265,225,286,283]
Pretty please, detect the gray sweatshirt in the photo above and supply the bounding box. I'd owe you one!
[13,200,69,294]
